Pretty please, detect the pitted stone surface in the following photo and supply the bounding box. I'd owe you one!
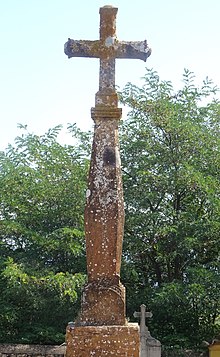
[79,280,126,326]
[85,112,124,283]
[66,324,140,357]
[83,107,126,325]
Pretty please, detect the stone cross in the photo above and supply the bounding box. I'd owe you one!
[134,304,153,335]
[134,305,161,357]
[64,5,151,96]
[64,5,151,327]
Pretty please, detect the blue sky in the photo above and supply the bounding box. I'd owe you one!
[0,0,220,150]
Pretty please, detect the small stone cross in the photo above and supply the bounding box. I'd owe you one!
[134,304,152,335]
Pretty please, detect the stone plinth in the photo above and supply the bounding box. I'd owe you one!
[79,280,126,325]
[66,324,140,357]
[145,336,161,357]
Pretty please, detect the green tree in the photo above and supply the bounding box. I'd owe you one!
[0,69,219,349]
[119,69,220,347]
[0,125,89,343]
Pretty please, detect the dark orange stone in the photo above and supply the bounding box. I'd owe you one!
[66,324,140,357]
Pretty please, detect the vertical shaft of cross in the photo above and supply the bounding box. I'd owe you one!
[99,57,115,91]
[98,6,117,91]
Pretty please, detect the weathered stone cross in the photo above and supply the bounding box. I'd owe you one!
[64,5,151,327]
[134,305,161,357]
[134,304,153,335]
[64,5,151,97]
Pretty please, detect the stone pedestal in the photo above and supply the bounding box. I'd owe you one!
[144,336,161,357]
[66,324,140,357]
[78,280,126,325]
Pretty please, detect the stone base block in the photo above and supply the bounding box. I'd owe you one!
[66,324,140,357]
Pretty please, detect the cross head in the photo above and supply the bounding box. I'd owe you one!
[64,5,151,96]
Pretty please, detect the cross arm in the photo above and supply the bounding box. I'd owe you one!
[133,311,153,319]
[116,40,151,62]
[64,38,151,62]
[64,38,100,59]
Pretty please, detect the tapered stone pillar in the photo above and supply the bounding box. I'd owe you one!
[80,105,126,326]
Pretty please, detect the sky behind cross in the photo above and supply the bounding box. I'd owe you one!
[0,0,220,150]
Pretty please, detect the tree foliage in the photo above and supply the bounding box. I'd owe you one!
[0,125,89,343]
[0,69,219,348]
[119,68,220,347]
